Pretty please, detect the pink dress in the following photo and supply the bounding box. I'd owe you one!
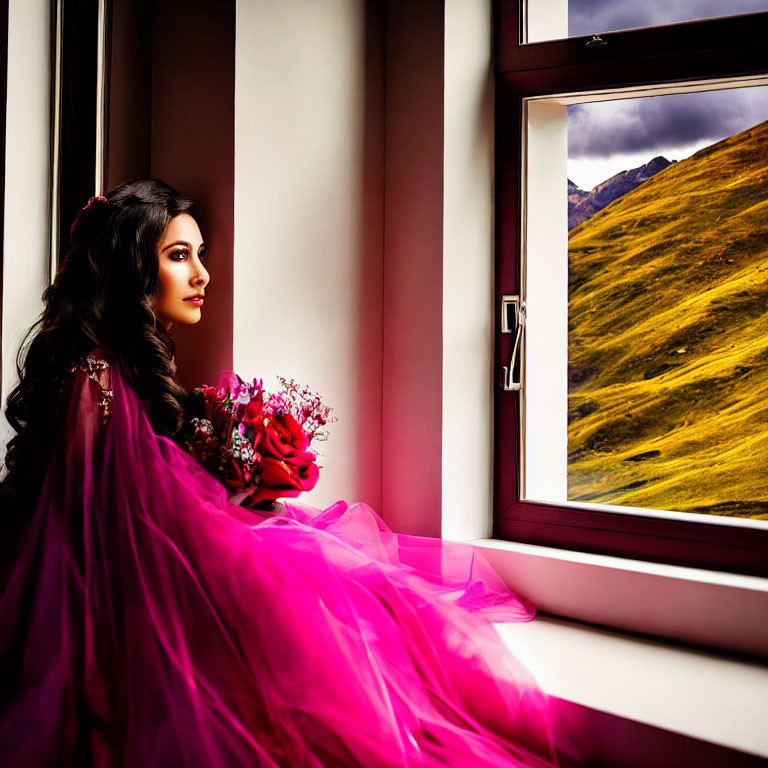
[0,353,558,767]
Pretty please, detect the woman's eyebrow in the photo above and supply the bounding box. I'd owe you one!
[161,240,191,252]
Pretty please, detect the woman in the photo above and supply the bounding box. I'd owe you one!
[0,179,559,767]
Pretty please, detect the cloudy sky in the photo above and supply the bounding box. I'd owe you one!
[569,0,768,38]
[562,1,768,190]
[567,86,768,191]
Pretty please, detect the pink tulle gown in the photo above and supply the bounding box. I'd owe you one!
[0,353,558,767]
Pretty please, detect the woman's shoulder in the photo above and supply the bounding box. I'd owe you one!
[68,348,111,374]
[65,348,114,421]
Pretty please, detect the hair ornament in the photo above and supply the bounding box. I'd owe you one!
[82,195,108,212]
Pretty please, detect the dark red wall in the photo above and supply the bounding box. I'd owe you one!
[107,0,234,390]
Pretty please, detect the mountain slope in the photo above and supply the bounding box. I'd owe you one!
[568,156,674,230]
[567,120,768,518]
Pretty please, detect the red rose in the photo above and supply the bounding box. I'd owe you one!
[262,411,311,456]
[255,456,319,502]
[246,411,319,504]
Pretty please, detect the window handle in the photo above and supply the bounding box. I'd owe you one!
[500,294,525,391]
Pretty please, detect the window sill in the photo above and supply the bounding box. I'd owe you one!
[494,615,768,763]
[473,538,768,658]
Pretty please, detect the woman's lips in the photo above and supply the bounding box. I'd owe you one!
[184,297,204,306]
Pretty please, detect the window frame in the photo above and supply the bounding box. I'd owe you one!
[53,0,109,276]
[492,0,768,577]
[0,0,8,393]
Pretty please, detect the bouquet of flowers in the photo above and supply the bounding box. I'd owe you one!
[184,371,335,509]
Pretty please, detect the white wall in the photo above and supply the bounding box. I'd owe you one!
[381,0,495,540]
[1,0,51,454]
[234,0,383,510]
[233,1,496,533]
[442,0,495,540]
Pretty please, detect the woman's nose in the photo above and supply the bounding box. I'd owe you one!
[193,263,210,287]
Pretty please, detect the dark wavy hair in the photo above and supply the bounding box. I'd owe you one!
[1,178,196,564]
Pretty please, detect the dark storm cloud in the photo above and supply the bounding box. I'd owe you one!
[567,87,768,158]
[569,0,768,37]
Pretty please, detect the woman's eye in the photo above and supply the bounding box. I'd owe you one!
[170,250,188,261]
[198,248,208,261]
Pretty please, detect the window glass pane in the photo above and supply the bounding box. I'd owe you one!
[524,0,768,44]
[522,83,768,524]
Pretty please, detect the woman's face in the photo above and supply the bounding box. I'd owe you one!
[154,213,210,328]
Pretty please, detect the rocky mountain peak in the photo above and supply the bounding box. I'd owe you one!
[569,156,675,230]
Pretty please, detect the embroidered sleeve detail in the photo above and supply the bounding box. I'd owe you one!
[67,354,114,423]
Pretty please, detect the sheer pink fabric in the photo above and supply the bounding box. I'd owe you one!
[0,358,558,767]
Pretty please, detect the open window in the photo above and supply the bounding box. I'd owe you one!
[493,0,768,576]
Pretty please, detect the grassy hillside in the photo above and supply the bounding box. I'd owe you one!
[567,119,768,518]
